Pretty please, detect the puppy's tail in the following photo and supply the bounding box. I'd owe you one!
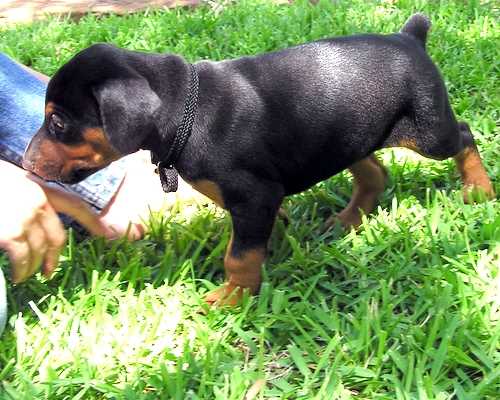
[400,13,431,48]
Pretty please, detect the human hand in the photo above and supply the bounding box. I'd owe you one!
[0,160,112,283]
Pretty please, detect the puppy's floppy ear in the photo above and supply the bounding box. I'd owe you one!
[92,78,162,155]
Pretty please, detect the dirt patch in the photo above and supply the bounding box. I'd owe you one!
[0,0,201,24]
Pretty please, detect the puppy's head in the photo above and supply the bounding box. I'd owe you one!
[23,43,161,184]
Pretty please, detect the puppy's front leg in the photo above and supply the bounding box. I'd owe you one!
[205,183,283,306]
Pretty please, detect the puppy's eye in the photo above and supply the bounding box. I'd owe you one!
[51,113,65,130]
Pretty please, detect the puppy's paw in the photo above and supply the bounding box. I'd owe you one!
[204,284,248,307]
[462,184,496,204]
[324,209,362,232]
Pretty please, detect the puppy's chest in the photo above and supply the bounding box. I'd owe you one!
[185,178,226,209]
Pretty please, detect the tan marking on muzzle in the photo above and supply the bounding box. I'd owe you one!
[45,102,55,116]
[57,127,121,173]
[23,132,66,179]
[24,127,121,180]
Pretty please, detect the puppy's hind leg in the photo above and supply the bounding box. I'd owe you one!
[325,154,387,230]
[392,119,495,203]
[387,71,495,204]
[453,122,495,203]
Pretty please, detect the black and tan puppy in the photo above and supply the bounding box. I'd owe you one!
[23,14,495,304]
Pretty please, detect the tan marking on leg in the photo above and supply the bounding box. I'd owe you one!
[205,237,265,306]
[326,155,387,229]
[188,179,225,208]
[454,146,495,203]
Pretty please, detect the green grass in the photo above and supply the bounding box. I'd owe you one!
[0,0,499,398]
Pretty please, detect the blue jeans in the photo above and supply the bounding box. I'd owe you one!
[0,268,5,335]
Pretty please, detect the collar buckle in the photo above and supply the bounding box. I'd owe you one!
[157,162,179,193]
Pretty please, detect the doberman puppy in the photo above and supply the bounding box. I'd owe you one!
[23,14,495,305]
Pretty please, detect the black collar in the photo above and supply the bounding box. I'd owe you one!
[151,63,199,192]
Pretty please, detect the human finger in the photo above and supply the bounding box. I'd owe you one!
[6,238,32,283]
[24,219,48,280]
[37,203,66,279]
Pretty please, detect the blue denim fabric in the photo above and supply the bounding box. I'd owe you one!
[0,52,126,210]
[0,268,6,336]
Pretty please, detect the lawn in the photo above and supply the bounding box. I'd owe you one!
[0,0,499,398]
